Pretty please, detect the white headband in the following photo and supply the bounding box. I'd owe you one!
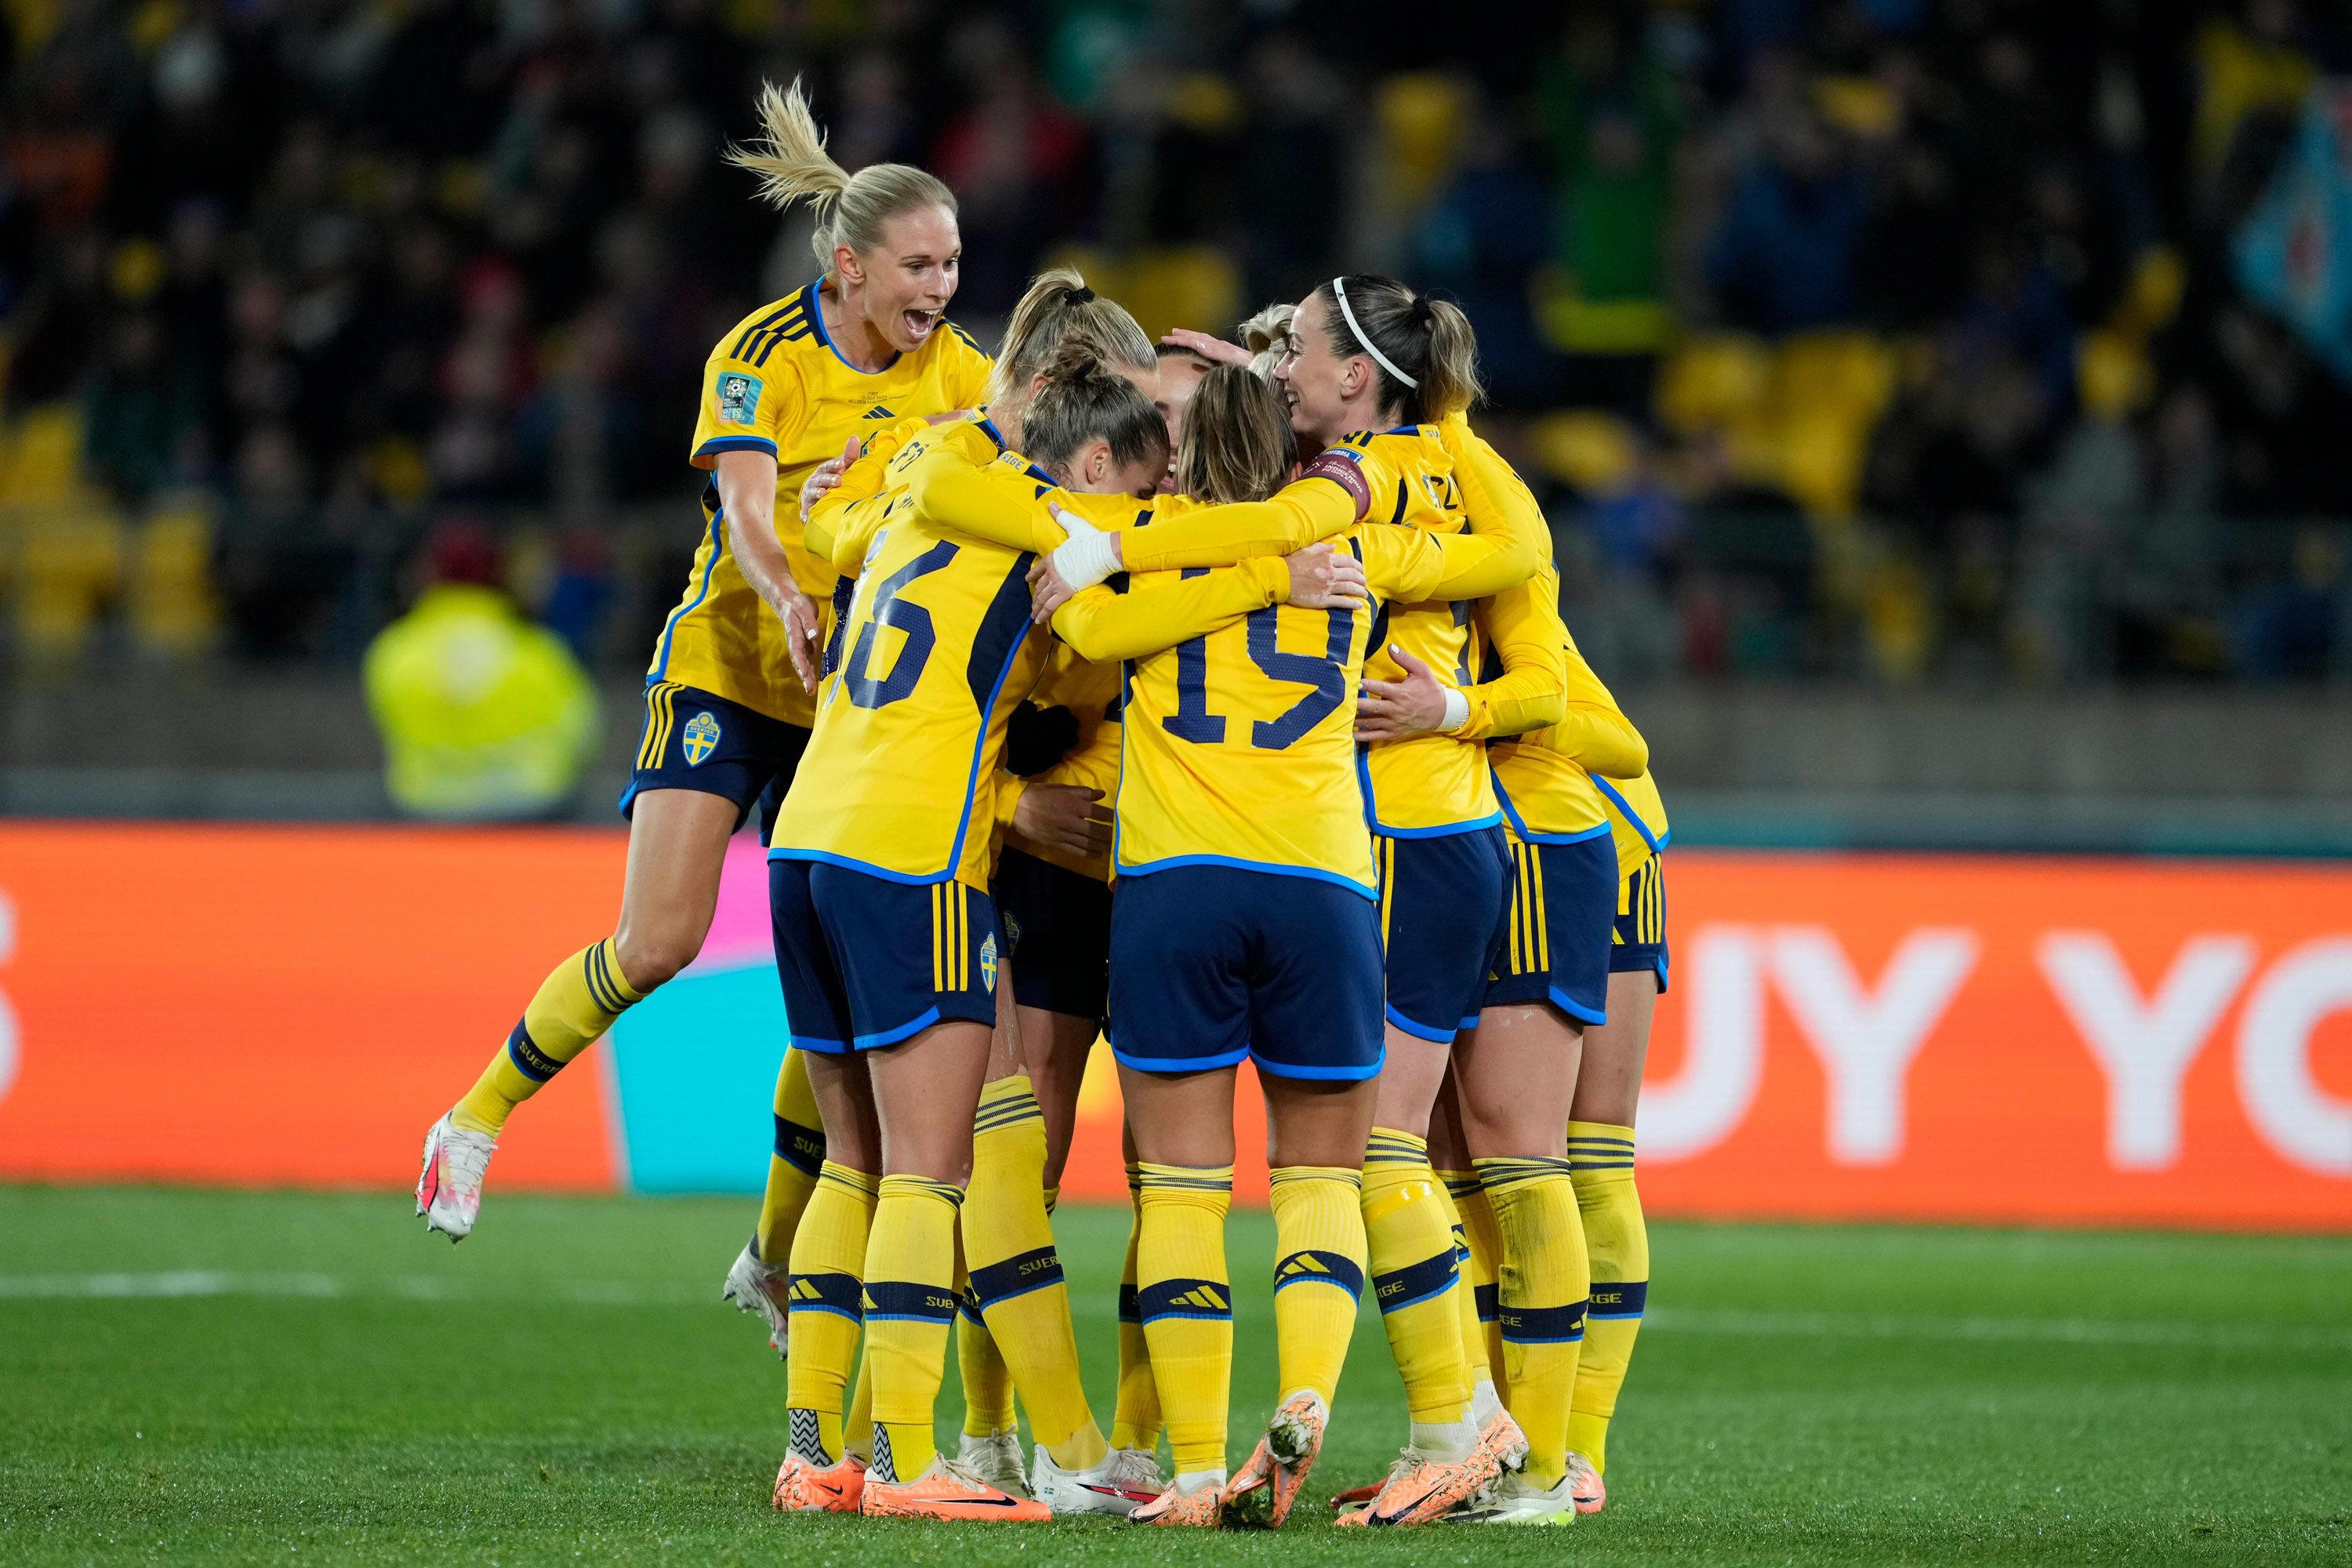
[1330,276,1417,390]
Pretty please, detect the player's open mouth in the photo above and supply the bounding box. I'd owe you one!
[903,308,940,339]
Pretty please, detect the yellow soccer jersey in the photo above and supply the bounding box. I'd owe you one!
[803,412,1011,578]
[996,642,1123,882]
[647,279,992,726]
[775,446,1277,888]
[1337,426,1531,837]
[1597,768,1671,879]
[1055,509,1537,896]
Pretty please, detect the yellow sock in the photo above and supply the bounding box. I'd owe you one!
[1567,1121,1647,1475]
[1267,1166,1365,1408]
[452,938,644,1135]
[964,1075,1106,1471]
[1363,1128,1471,1436]
[1109,1162,1162,1452]
[863,1174,964,1483]
[1475,1155,1588,1486]
[844,1346,874,1463]
[1432,1171,1490,1392]
[956,1246,1017,1439]
[1450,1172,1509,1401]
[783,1161,876,1464]
[754,1047,826,1266]
[1134,1163,1232,1479]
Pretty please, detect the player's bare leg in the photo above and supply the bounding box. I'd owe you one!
[419,788,736,1241]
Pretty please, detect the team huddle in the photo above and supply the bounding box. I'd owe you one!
[412,79,1666,1530]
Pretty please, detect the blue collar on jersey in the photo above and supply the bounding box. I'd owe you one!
[806,278,905,376]
[975,414,1008,452]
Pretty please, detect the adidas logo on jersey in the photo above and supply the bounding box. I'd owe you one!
[862,404,896,419]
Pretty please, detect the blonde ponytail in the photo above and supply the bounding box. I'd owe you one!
[726,77,956,269]
[1238,302,1296,382]
[986,267,1156,410]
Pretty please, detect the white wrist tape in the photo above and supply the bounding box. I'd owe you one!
[1050,526,1121,591]
[1440,687,1469,733]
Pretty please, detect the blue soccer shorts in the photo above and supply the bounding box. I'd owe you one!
[1106,865,1384,1081]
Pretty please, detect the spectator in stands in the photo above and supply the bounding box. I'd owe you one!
[363,521,600,822]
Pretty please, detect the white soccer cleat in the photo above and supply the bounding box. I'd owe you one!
[956,1429,1032,1498]
[1443,1468,1578,1526]
[1104,1446,1167,1500]
[719,1240,791,1359]
[1032,1444,1161,1517]
[415,1114,496,1242]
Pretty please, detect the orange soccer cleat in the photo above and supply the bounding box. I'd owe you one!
[858,1454,1051,1522]
[1337,1441,1500,1527]
[1221,1390,1327,1528]
[1567,1450,1607,1515]
[772,1450,865,1514]
[1130,1476,1223,1527]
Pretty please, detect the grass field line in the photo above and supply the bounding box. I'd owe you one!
[5,1269,2349,1353]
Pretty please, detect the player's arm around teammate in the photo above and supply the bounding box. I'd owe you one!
[767,353,1177,1523]
[417,79,984,1273]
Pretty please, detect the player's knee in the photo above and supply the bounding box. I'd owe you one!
[612,926,698,990]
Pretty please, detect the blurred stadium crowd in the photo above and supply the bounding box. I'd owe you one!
[4,0,2351,685]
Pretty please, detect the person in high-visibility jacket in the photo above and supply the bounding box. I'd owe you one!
[363,524,600,822]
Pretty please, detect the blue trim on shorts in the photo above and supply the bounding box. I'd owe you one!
[791,1033,850,1054]
[855,1005,942,1051]
[1109,1042,1251,1074]
[1117,852,1376,900]
[1384,1003,1458,1044]
[1252,1049,1386,1082]
[1549,985,1608,1025]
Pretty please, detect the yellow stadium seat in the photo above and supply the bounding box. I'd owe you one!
[1529,411,1639,495]
[1375,73,1470,214]
[1656,334,1773,437]
[13,503,125,664]
[130,500,221,659]
[0,403,103,506]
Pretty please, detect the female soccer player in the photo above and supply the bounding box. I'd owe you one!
[919,364,1539,1526]
[764,351,1205,1522]
[414,78,988,1247]
[1361,418,1657,1525]
[767,273,1167,1516]
[1559,764,1670,1514]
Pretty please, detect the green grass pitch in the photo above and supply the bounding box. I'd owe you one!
[2,1187,2347,1565]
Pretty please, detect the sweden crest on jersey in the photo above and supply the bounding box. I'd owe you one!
[682,709,721,767]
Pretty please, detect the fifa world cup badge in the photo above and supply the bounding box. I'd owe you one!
[979,931,999,990]
[682,710,721,767]
[717,372,762,425]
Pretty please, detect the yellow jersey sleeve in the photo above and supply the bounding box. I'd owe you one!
[1434,416,1568,740]
[690,333,804,465]
[1052,559,1291,664]
[1110,471,1363,573]
[1356,513,1539,605]
[806,417,1012,572]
